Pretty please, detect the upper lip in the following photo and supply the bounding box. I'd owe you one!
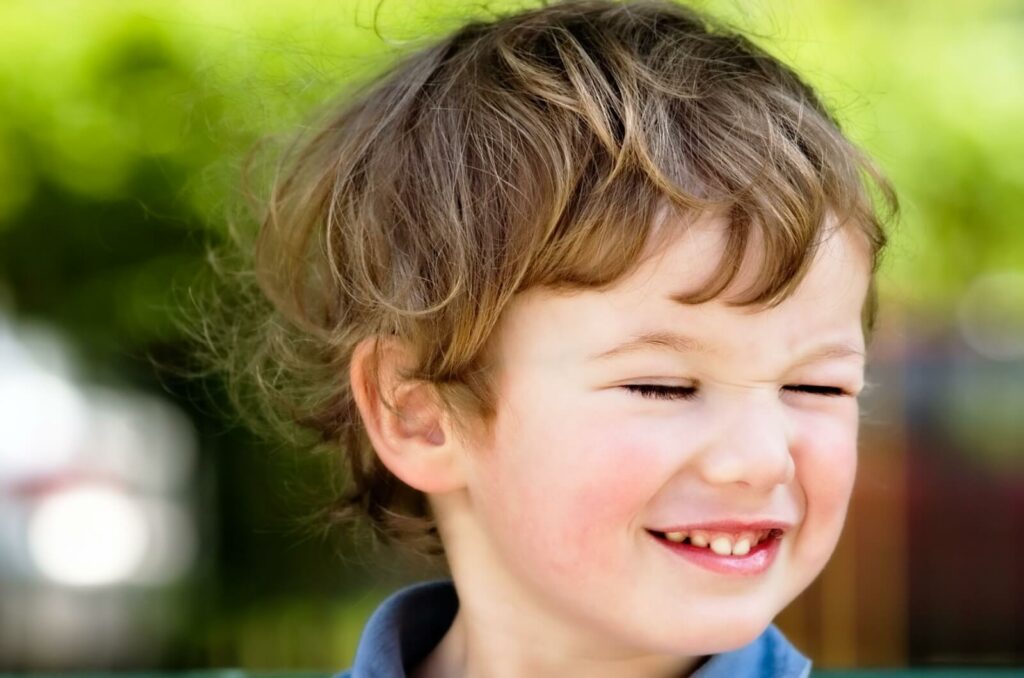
[646,520,795,534]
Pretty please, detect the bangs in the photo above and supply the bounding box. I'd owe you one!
[446,8,896,314]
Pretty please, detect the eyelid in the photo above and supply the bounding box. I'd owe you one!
[621,384,697,401]
[782,384,850,397]
[621,383,854,401]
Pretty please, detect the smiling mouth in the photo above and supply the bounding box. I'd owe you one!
[646,528,784,557]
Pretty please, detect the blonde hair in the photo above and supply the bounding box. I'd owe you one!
[208,0,897,559]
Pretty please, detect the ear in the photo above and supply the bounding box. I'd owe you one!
[349,336,467,495]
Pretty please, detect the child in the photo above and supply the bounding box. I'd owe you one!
[234,0,897,675]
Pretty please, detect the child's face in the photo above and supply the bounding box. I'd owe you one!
[444,212,870,655]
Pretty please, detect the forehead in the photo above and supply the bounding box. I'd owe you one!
[633,210,871,308]
[494,212,871,365]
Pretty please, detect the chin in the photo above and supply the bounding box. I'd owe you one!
[637,606,776,657]
[704,615,774,653]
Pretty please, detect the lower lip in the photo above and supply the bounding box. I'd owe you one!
[649,531,783,576]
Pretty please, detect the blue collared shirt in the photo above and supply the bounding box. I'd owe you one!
[335,580,812,677]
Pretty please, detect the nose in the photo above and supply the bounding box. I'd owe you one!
[695,396,796,490]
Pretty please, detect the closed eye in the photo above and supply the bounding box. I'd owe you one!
[622,384,850,400]
[621,384,697,401]
[783,385,849,397]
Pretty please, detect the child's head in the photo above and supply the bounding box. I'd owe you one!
[244,0,895,662]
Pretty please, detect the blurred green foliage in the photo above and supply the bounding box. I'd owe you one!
[2,0,1021,342]
[0,0,1021,669]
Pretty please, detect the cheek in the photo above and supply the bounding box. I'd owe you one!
[792,411,859,559]
[561,434,658,538]
[483,412,664,576]
[798,413,859,502]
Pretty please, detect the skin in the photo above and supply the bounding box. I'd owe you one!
[353,211,872,678]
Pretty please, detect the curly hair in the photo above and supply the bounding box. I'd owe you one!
[204,0,897,560]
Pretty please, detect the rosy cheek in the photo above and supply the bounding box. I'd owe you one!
[793,408,858,488]
[792,419,858,563]
[522,429,659,575]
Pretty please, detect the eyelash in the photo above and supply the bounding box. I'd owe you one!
[622,384,849,401]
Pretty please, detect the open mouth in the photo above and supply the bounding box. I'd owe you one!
[646,528,785,557]
[646,528,785,575]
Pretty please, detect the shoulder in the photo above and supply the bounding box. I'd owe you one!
[693,623,812,678]
[334,579,459,678]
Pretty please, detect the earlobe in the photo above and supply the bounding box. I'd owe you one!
[349,337,466,494]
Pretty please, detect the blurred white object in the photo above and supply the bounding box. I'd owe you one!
[0,314,198,587]
[0,325,87,482]
[0,311,201,666]
[27,485,149,587]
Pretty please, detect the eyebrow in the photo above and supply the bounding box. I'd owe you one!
[588,330,865,365]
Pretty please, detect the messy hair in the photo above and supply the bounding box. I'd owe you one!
[209,0,897,559]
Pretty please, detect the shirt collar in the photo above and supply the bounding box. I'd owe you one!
[346,579,811,678]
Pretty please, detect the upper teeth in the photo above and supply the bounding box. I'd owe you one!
[662,530,773,556]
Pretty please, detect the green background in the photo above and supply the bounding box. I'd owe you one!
[0,0,1021,671]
